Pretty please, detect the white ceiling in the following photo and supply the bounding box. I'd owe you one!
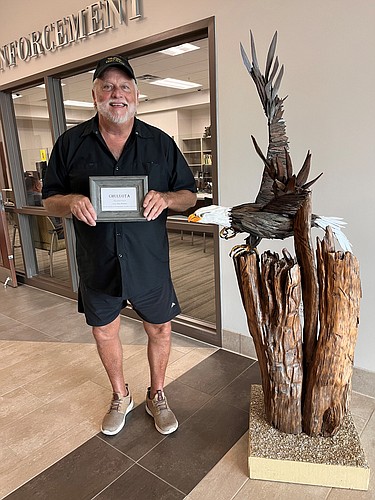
[12,38,209,111]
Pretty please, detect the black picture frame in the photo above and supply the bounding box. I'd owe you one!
[89,175,148,222]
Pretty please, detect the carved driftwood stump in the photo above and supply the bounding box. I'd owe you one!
[303,228,361,436]
[233,249,303,434]
[233,224,361,437]
[293,193,318,375]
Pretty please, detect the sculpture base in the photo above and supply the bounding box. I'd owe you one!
[248,385,370,490]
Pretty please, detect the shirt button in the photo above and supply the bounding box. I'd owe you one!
[115,166,119,171]
[118,253,123,258]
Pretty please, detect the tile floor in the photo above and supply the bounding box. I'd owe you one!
[0,284,374,499]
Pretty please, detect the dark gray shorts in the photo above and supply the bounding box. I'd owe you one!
[78,280,181,327]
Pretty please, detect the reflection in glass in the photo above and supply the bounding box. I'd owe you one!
[62,72,96,126]
[12,85,53,200]
[59,39,215,325]
[168,227,215,324]
[12,85,70,285]
[30,214,70,284]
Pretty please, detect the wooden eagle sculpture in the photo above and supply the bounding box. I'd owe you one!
[189,30,361,443]
[188,31,351,253]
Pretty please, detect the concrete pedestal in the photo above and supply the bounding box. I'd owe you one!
[248,385,370,490]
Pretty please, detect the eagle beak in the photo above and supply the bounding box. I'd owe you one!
[188,213,202,223]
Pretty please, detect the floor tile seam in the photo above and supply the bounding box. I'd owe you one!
[2,426,101,492]
[0,378,109,434]
[212,363,259,400]
[177,360,257,404]
[135,391,249,464]
[165,348,204,372]
[323,487,334,499]
[231,478,250,499]
[0,354,68,385]
[2,351,249,497]
[358,407,375,437]
[135,461,187,496]
[222,348,257,364]
[90,462,138,500]
[5,420,89,460]
[0,341,17,350]
[171,330,220,350]
[1,349,74,374]
[212,393,250,416]
[95,433,139,462]
[0,300,73,324]
[0,388,46,429]
[352,389,375,401]
[228,477,250,500]
[3,321,64,342]
[126,393,216,463]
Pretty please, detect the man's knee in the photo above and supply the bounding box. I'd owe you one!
[92,317,120,342]
[144,321,171,340]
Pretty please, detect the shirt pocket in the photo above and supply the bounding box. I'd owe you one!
[69,161,102,195]
[142,161,169,192]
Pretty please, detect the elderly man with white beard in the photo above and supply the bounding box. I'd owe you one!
[42,55,197,437]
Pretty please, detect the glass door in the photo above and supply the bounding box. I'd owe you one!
[58,28,220,344]
[11,83,72,287]
[0,124,17,286]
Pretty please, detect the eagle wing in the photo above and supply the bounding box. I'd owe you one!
[240,31,289,206]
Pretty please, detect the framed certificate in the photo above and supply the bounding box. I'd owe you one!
[89,175,148,222]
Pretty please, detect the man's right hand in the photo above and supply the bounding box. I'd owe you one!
[69,195,97,226]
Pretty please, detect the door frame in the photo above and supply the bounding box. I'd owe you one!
[0,17,222,347]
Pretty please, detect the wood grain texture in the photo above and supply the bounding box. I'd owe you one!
[303,228,361,436]
[233,249,303,434]
[293,195,318,373]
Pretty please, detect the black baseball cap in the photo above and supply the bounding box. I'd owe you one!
[93,55,136,82]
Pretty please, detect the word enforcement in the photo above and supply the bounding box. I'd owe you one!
[0,0,141,71]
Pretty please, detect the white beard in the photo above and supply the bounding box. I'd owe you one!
[96,101,137,124]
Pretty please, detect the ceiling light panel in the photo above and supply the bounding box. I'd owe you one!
[63,100,94,108]
[148,78,201,90]
[159,43,200,57]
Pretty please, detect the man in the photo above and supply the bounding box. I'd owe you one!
[25,175,43,206]
[42,55,197,436]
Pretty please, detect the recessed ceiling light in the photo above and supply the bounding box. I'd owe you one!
[159,43,200,56]
[148,78,202,90]
[12,93,22,99]
[138,94,148,100]
[63,100,94,108]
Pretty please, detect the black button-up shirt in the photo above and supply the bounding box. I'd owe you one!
[42,116,196,297]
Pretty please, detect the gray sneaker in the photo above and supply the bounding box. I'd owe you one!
[101,387,134,436]
[145,388,178,435]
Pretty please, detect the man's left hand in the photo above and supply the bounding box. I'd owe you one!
[143,190,169,221]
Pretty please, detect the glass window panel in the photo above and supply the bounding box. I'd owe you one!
[59,37,216,326]
[0,119,24,273]
[30,214,70,285]
[12,86,53,202]
[168,226,215,324]
[62,72,96,126]
[12,85,71,285]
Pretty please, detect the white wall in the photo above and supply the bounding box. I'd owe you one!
[0,0,374,372]
[138,109,178,139]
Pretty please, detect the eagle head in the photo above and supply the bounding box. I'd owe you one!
[188,205,231,226]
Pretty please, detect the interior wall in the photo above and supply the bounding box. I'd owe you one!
[138,109,178,138]
[0,0,374,372]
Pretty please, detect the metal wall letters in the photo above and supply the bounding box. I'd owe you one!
[0,0,142,72]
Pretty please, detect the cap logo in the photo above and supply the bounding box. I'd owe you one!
[105,56,125,65]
